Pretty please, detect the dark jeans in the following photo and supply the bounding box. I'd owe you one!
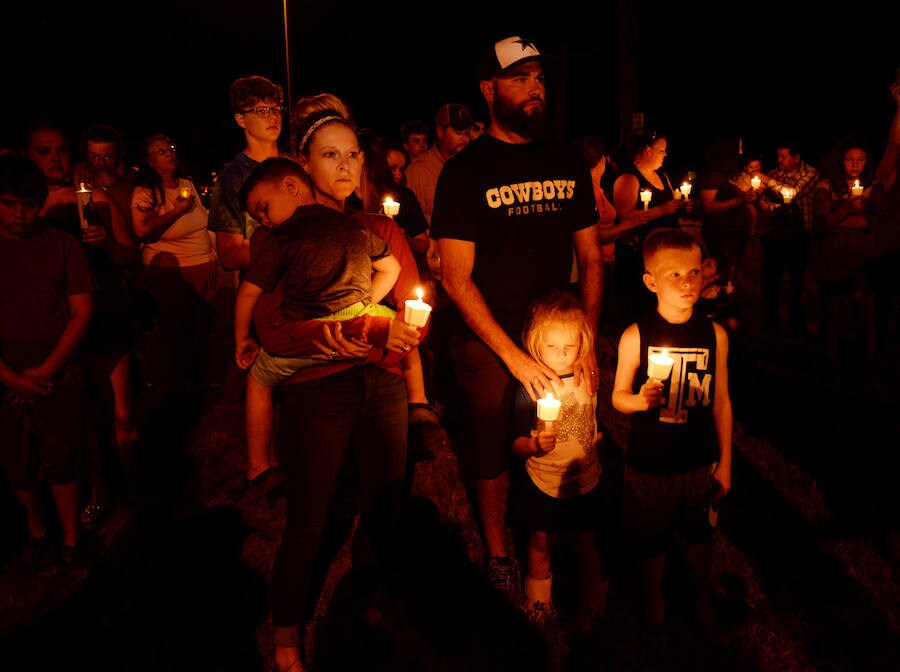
[761,232,809,331]
[270,365,408,644]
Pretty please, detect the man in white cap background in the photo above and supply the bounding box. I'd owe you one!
[429,35,603,602]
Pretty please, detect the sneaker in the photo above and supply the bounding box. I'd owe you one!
[525,600,558,627]
[486,556,519,598]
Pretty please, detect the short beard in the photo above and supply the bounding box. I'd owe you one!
[492,87,549,140]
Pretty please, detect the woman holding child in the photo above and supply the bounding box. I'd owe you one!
[250,101,424,672]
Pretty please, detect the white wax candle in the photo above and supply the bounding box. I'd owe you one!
[640,189,652,210]
[75,182,92,231]
[536,393,561,421]
[781,186,795,203]
[404,286,432,327]
[647,348,674,381]
[679,182,692,199]
[850,180,863,197]
[383,197,400,217]
[750,175,762,190]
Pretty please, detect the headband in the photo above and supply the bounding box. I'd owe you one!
[297,115,346,153]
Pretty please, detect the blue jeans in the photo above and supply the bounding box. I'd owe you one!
[270,365,407,646]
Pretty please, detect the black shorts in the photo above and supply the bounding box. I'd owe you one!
[0,364,90,488]
[621,464,718,556]
[513,472,605,535]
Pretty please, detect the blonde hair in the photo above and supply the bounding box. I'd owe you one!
[522,290,593,366]
[291,93,353,155]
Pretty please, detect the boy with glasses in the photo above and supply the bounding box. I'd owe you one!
[207,75,289,496]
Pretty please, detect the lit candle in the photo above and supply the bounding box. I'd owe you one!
[404,286,432,327]
[647,348,674,381]
[781,186,796,204]
[679,182,692,199]
[75,181,92,231]
[536,392,561,422]
[179,186,191,200]
[750,175,761,190]
[382,196,400,217]
[640,189,652,210]
[850,179,864,197]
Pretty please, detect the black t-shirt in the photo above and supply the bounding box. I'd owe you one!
[627,310,719,475]
[430,135,598,340]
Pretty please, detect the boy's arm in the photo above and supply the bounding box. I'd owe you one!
[234,281,265,369]
[23,293,93,381]
[712,322,733,495]
[611,323,664,413]
[370,253,401,305]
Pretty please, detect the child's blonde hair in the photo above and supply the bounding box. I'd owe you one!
[522,290,594,366]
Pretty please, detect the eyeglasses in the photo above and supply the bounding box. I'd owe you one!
[241,105,285,117]
[152,145,177,157]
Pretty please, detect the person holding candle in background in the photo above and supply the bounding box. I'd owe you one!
[612,128,684,326]
[697,135,757,290]
[509,290,609,633]
[25,118,141,529]
[611,227,732,652]
[430,34,603,603]
[131,133,217,397]
[756,140,819,337]
[810,135,877,363]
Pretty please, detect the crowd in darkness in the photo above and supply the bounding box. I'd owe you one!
[2,30,899,672]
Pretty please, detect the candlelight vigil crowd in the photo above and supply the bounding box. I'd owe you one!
[2,32,900,672]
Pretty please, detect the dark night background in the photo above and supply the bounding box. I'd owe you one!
[2,1,898,184]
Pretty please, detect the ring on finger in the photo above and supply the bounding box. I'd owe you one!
[402,344,410,352]
[329,350,337,359]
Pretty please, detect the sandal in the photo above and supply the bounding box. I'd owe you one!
[408,402,440,425]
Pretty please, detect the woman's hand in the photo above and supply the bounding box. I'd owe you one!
[312,322,373,361]
[385,319,421,355]
[81,223,107,246]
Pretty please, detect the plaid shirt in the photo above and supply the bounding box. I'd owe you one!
[758,160,819,230]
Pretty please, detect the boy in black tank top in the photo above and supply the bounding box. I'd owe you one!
[611,227,733,649]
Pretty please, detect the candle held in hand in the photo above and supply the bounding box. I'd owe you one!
[179,186,191,200]
[75,182,92,231]
[640,189,652,210]
[750,175,761,190]
[850,180,864,197]
[404,286,432,327]
[781,186,796,203]
[382,196,400,217]
[679,182,692,199]
[536,392,561,421]
[647,348,674,381]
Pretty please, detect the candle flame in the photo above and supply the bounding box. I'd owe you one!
[661,348,668,357]
[544,392,555,401]
[415,286,423,301]
[853,179,860,188]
